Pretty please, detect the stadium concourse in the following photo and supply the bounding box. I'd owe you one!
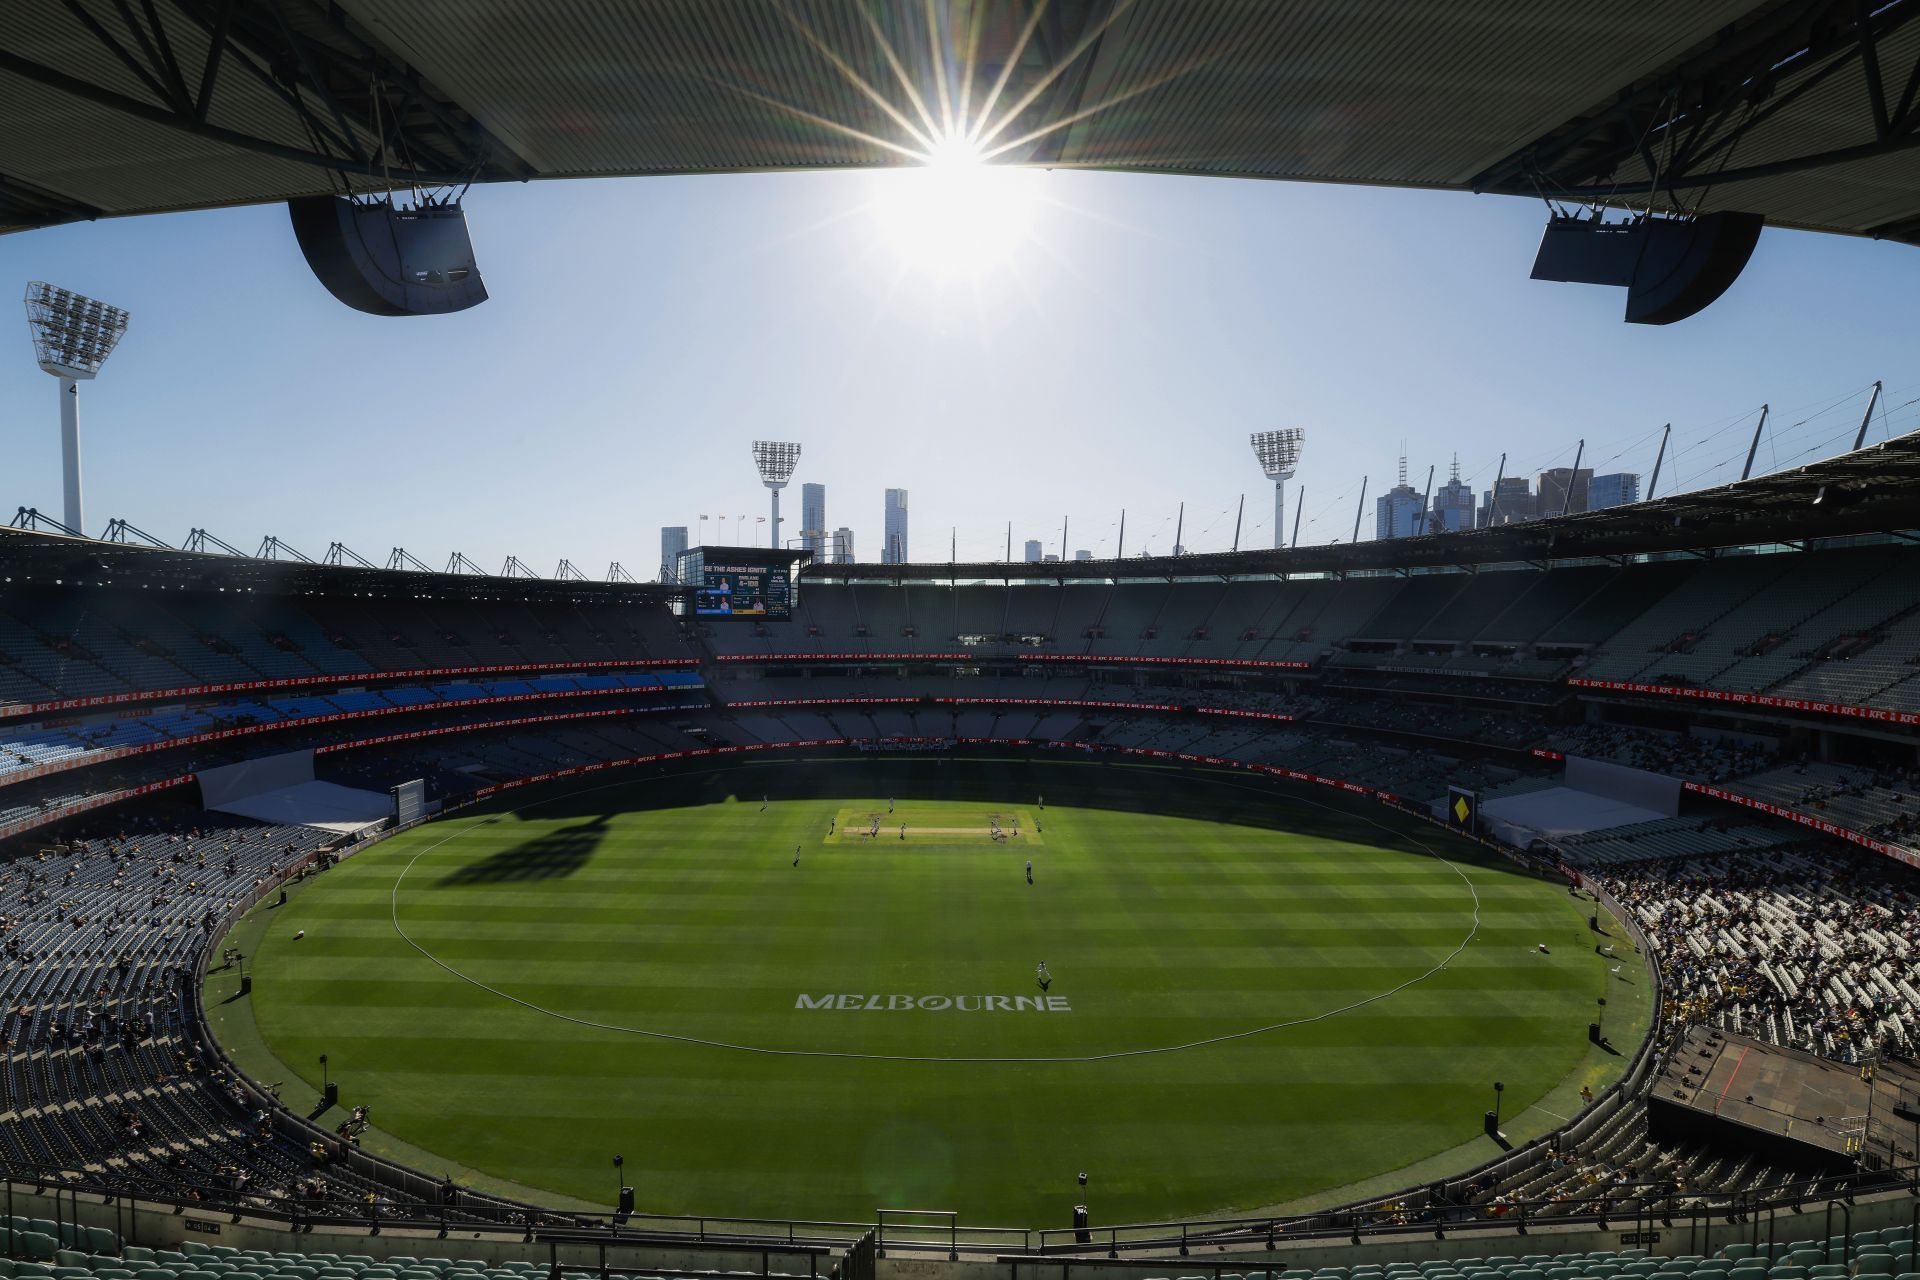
[2,442,1920,1257]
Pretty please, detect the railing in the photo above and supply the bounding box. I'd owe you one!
[33,1159,1906,1258]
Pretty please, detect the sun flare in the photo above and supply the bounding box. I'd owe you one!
[864,132,1044,278]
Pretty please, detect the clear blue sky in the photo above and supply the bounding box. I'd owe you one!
[5,168,1917,572]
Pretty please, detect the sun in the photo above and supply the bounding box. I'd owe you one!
[864,132,1044,278]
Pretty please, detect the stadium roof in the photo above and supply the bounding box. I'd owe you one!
[0,524,684,603]
[807,430,1920,582]
[9,0,1920,242]
[7,432,1916,596]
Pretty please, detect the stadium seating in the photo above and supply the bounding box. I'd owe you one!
[10,536,1920,1244]
[0,592,694,713]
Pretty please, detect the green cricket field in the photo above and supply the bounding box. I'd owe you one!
[206,757,1645,1229]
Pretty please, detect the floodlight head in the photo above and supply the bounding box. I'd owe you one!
[25,282,129,380]
[752,439,801,489]
[1250,428,1304,480]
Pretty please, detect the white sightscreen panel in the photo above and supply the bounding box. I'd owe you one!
[1482,786,1669,841]
[196,749,316,808]
[209,780,390,833]
[1565,755,1684,818]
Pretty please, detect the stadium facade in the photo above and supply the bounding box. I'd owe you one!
[4,430,1920,1261]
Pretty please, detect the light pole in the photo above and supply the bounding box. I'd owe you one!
[752,441,801,551]
[24,282,131,537]
[1250,429,1305,550]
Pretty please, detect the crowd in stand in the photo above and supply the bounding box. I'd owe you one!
[1584,846,1919,1063]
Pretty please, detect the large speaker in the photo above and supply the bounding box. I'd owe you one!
[289,195,488,316]
[1530,211,1763,325]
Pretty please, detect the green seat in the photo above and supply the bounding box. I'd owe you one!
[15,1244,57,1267]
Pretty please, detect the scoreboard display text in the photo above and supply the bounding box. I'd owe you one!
[695,559,792,620]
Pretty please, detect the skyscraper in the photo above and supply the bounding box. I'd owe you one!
[1588,472,1641,510]
[1074,549,1092,561]
[883,489,909,564]
[1373,452,1423,540]
[1536,467,1594,517]
[1023,539,1043,562]
[1431,456,1475,532]
[1479,477,1536,527]
[659,526,688,583]
[800,483,826,556]
[832,527,854,563]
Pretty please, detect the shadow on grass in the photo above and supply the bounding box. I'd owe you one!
[466,756,1505,867]
[436,813,612,886]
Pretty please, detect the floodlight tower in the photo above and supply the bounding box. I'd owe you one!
[25,282,130,537]
[1250,429,1305,550]
[751,440,801,550]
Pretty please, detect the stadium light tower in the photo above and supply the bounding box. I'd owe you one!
[25,282,130,537]
[1250,429,1305,550]
[751,440,801,550]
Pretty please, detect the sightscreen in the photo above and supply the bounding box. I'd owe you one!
[695,557,792,620]
[391,779,426,826]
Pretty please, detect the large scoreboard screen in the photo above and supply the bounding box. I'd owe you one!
[694,557,792,620]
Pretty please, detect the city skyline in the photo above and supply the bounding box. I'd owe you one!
[8,171,1918,571]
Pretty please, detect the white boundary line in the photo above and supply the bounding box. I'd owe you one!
[381,770,1486,1065]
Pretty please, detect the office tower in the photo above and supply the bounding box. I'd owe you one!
[883,488,909,564]
[1023,539,1043,562]
[1537,467,1594,517]
[1374,453,1423,539]
[1431,456,1475,532]
[800,482,826,555]
[1074,549,1091,561]
[1479,477,1537,527]
[1587,472,1641,510]
[659,526,688,583]
[832,527,854,563]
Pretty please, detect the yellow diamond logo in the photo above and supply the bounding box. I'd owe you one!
[1453,796,1470,823]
